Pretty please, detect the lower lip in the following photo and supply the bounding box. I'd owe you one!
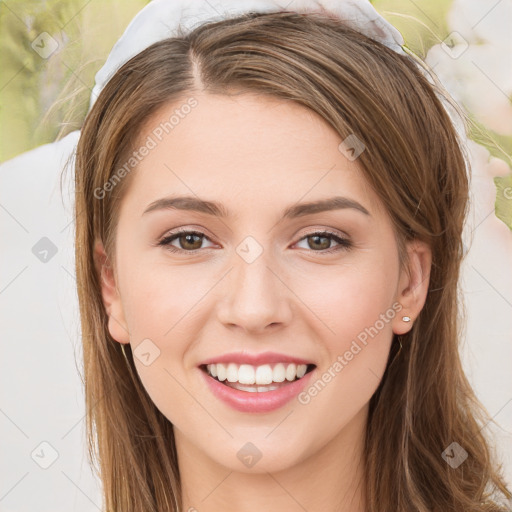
[199,367,315,413]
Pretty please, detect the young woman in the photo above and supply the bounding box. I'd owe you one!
[73,8,512,512]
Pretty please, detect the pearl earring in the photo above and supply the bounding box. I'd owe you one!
[402,316,411,322]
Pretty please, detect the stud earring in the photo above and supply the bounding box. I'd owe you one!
[402,316,411,322]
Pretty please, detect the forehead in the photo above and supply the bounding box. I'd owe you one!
[123,92,384,219]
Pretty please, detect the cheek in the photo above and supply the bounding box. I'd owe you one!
[119,256,197,338]
[121,265,202,423]
[292,264,397,433]
[294,255,398,402]
[294,257,398,340]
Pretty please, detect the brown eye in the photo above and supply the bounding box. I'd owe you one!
[175,233,203,250]
[295,231,352,254]
[158,230,213,252]
[307,234,331,250]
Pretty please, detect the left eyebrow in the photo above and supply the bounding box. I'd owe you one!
[142,195,371,218]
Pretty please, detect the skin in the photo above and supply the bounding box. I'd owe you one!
[95,91,431,512]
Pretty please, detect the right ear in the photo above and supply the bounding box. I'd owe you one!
[93,239,130,344]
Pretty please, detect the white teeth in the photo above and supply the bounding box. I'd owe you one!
[206,362,310,384]
[273,363,286,382]
[226,382,282,393]
[296,364,307,379]
[285,364,297,381]
[226,363,239,383]
[216,364,227,382]
[238,364,255,385]
[255,365,273,385]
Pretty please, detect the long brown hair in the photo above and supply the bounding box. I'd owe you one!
[72,11,512,511]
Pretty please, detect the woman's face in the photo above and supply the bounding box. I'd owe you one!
[96,91,431,474]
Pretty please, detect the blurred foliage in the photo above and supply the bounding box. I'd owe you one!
[374,0,512,229]
[374,0,452,55]
[496,174,512,230]
[0,0,510,228]
[0,0,150,162]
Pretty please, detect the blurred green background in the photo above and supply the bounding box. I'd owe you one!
[0,0,510,229]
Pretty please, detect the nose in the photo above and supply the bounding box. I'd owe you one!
[216,252,293,335]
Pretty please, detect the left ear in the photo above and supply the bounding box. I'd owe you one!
[392,239,432,335]
[93,238,131,344]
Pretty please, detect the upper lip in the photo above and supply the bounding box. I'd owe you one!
[198,351,316,367]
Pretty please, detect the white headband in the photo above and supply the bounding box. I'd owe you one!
[89,0,405,110]
[88,0,467,147]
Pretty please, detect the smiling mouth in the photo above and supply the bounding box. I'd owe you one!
[199,363,316,393]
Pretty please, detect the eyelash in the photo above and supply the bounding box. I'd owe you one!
[157,228,352,255]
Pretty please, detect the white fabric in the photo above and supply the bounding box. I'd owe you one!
[89,0,405,110]
[1,1,510,510]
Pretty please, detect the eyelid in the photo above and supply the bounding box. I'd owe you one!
[296,226,349,240]
[157,225,215,242]
[158,225,349,241]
